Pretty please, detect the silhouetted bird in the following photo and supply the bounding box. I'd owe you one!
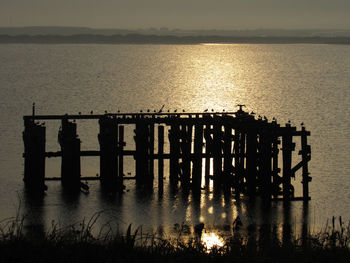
[117,110,120,113]
[204,109,208,112]
[211,109,214,112]
[174,109,177,112]
[147,109,150,112]
[78,112,81,115]
[104,110,107,114]
[90,111,93,114]
[167,109,170,112]
[158,105,165,113]
[301,122,304,126]
[140,110,143,113]
[182,109,185,112]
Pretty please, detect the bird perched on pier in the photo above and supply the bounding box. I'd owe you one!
[211,109,214,112]
[158,104,165,113]
[174,109,177,112]
[90,110,93,114]
[301,122,304,126]
[204,109,208,112]
[78,112,81,115]
[104,110,108,114]
[147,109,150,112]
[182,109,185,112]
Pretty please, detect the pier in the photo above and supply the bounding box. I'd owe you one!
[23,105,311,201]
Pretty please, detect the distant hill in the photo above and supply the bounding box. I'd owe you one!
[1,26,350,37]
[0,26,134,36]
[0,34,349,45]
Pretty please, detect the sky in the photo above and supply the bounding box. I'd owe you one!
[1,0,350,29]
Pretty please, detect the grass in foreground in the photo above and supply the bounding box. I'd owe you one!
[0,214,349,263]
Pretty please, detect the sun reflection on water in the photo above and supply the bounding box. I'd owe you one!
[201,232,225,251]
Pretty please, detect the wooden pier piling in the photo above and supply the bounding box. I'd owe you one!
[204,124,211,187]
[246,125,258,196]
[282,124,295,200]
[23,119,46,191]
[118,125,125,185]
[59,118,81,190]
[158,125,164,193]
[98,116,118,190]
[169,123,180,187]
[192,124,203,192]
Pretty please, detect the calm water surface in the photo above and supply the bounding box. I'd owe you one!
[0,44,349,242]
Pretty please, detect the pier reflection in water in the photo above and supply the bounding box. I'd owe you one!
[21,181,310,248]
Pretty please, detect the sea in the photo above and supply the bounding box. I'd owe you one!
[0,43,349,244]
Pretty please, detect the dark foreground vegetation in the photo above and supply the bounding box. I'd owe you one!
[1,215,349,263]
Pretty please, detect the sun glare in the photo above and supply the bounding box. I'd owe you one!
[201,232,224,251]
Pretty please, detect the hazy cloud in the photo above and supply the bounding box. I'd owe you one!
[0,0,349,29]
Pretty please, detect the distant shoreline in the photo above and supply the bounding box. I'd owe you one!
[0,34,350,45]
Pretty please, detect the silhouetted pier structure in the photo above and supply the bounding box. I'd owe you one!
[23,105,311,200]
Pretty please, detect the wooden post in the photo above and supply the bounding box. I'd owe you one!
[98,116,118,191]
[23,118,46,192]
[59,118,81,190]
[213,122,223,190]
[301,127,311,201]
[118,125,125,191]
[272,135,281,198]
[192,124,203,191]
[135,119,152,186]
[149,123,155,180]
[223,124,233,193]
[258,128,272,200]
[169,123,180,187]
[204,124,212,187]
[282,125,295,200]
[223,124,232,173]
[246,126,258,196]
[233,128,241,198]
[180,124,192,188]
[238,129,246,195]
[158,125,164,193]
